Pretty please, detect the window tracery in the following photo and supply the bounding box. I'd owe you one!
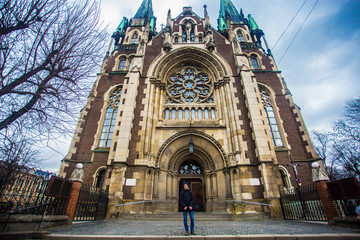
[179,161,202,175]
[166,67,213,104]
[99,87,122,148]
[260,87,283,146]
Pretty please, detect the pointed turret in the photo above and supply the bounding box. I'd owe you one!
[130,0,156,33]
[111,17,128,46]
[134,0,154,20]
[247,14,264,46]
[218,0,245,32]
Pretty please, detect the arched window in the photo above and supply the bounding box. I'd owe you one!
[250,55,259,68]
[190,29,195,43]
[182,30,187,43]
[179,161,202,175]
[260,87,283,146]
[99,87,122,147]
[178,109,183,119]
[131,33,138,44]
[199,36,202,43]
[175,37,178,43]
[95,169,106,189]
[237,30,245,42]
[119,59,126,70]
[279,166,292,190]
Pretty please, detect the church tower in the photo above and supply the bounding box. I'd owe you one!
[59,0,322,218]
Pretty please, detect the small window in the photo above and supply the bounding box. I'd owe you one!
[190,29,195,43]
[198,109,202,119]
[165,109,170,119]
[178,109,183,119]
[237,30,245,42]
[182,30,187,43]
[96,170,106,189]
[119,59,126,70]
[175,37,178,43]
[185,108,189,119]
[204,108,209,119]
[250,55,259,69]
[131,33,138,44]
[191,108,196,119]
[199,36,202,43]
[172,108,176,119]
[211,108,216,119]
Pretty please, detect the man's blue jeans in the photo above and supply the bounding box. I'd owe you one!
[183,210,194,232]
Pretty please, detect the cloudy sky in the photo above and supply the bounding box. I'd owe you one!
[40,0,360,172]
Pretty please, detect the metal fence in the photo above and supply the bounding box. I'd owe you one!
[0,167,68,215]
[327,177,360,218]
[73,184,108,221]
[280,183,326,221]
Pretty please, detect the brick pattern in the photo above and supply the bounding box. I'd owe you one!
[65,181,82,221]
[315,180,339,221]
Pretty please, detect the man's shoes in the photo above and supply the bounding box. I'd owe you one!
[185,231,189,236]
[191,231,196,235]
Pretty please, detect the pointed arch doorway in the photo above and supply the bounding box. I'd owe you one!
[178,160,205,212]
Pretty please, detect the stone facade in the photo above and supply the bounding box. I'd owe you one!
[59,2,323,218]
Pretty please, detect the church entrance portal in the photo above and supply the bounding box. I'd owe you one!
[179,178,205,212]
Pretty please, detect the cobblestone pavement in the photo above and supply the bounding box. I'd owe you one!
[48,219,358,236]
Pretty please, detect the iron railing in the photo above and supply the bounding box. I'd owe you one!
[327,177,360,217]
[0,167,68,215]
[280,183,326,221]
[73,184,108,221]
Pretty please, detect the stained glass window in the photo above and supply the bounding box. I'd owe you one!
[179,161,202,175]
[166,67,213,104]
[99,87,122,147]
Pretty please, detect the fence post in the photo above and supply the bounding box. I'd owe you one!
[65,180,82,222]
[314,180,338,222]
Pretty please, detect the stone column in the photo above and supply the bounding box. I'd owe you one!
[153,169,160,199]
[166,173,172,199]
[223,169,232,199]
[211,173,218,198]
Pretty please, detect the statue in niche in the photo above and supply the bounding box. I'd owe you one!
[204,30,215,51]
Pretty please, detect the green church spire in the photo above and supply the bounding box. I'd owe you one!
[218,0,243,30]
[248,14,259,31]
[134,0,153,20]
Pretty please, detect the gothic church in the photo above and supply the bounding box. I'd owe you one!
[59,0,322,217]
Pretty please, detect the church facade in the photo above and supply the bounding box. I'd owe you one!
[59,0,322,218]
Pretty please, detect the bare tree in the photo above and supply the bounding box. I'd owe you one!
[0,0,107,141]
[311,130,343,180]
[332,98,360,179]
[311,97,360,180]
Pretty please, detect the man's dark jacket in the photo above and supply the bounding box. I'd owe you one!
[180,188,194,210]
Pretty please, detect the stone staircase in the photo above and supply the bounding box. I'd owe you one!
[115,211,270,221]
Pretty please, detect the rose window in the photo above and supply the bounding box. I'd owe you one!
[166,67,213,103]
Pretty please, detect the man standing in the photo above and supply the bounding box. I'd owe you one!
[179,182,195,235]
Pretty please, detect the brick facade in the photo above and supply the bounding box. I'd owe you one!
[59,3,323,217]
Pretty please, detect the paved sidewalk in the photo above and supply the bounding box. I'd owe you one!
[48,219,358,236]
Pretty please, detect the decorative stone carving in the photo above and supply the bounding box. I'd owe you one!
[311,162,329,181]
[70,163,84,182]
